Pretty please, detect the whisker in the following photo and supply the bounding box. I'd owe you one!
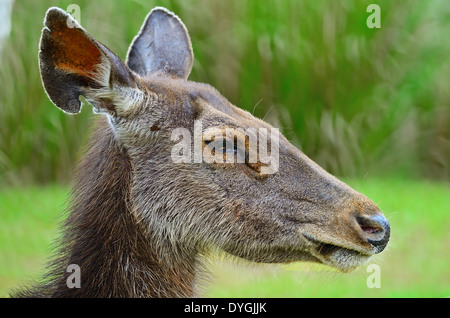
[262,105,274,121]
[252,98,263,115]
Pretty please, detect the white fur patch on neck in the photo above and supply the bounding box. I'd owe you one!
[83,54,146,117]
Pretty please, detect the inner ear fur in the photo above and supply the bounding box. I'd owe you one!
[39,7,138,115]
[126,7,194,79]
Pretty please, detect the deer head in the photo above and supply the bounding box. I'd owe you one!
[39,7,390,275]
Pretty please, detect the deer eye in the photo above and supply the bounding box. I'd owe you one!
[204,139,237,154]
[203,135,268,178]
[220,139,238,154]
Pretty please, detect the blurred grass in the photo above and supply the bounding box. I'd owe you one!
[0,177,448,297]
[0,0,449,186]
[0,185,68,296]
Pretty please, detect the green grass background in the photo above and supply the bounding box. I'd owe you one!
[0,0,449,297]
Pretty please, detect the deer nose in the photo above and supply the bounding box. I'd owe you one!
[356,214,390,253]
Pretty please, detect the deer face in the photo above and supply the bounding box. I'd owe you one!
[39,7,390,272]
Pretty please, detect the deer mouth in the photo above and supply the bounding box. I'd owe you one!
[303,234,374,272]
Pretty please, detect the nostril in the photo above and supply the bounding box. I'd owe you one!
[356,214,390,253]
[360,225,382,234]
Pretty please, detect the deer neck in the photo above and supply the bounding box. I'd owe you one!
[52,119,199,297]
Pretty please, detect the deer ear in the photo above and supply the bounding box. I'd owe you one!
[126,7,194,79]
[39,7,140,115]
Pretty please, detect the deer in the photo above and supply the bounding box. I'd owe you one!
[12,7,390,298]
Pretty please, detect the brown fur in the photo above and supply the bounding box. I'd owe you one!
[12,119,198,297]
